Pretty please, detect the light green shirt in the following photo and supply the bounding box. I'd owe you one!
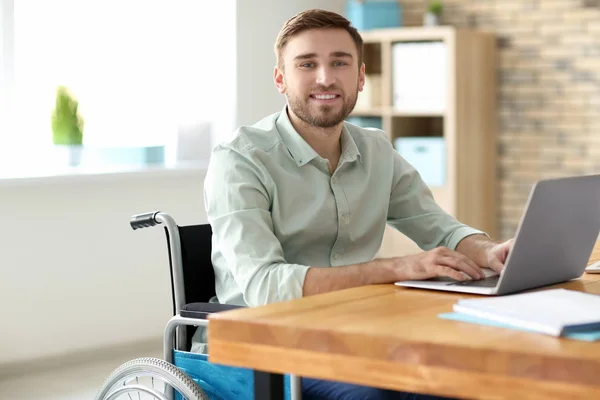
[203,106,485,307]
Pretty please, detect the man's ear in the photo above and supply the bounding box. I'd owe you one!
[358,63,366,92]
[274,66,286,94]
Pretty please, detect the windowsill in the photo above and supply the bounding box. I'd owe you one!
[0,160,210,186]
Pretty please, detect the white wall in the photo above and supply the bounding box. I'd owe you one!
[0,0,350,367]
[235,0,346,128]
[0,169,207,365]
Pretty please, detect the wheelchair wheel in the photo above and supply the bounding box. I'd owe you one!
[94,357,208,400]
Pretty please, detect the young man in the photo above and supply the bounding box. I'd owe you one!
[202,9,513,400]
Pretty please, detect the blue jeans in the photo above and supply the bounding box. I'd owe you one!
[302,378,456,400]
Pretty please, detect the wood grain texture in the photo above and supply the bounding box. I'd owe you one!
[454,30,498,237]
[208,243,600,399]
[590,243,600,265]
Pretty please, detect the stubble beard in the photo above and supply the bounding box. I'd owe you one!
[286,86,358,129]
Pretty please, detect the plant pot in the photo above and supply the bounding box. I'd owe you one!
[423,12,440,26]
[55,144,83,167]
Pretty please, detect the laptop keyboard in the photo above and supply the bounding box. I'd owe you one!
[449,275,500,288]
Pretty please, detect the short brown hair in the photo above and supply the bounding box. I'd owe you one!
[274,9,363,70]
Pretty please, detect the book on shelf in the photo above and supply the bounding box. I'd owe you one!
[356,74,382,110]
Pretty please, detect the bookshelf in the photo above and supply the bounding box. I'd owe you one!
[349,27,497,257]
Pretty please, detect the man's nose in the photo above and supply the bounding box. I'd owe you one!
[316,66,336,87]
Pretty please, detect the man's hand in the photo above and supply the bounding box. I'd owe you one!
[303,239,515,297]
[486,239,515,273]
[393,247,486,282]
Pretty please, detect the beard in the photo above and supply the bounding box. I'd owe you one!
[286,85,358,129]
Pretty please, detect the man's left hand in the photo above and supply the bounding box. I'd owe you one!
[487,239,515,273]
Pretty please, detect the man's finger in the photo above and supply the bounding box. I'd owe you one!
[436,266,468,281]
[488,256,504,273]
[441,256,484,280]
[446,249,484,278]
[458,253,485,278]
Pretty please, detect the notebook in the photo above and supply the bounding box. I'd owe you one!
[439,312,600,341]
[448,289,600,337]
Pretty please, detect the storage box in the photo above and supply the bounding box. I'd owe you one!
[345,0,402,31]
[346,116,383,130]
[394,137,445,186]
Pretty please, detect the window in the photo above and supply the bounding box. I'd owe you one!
[0,0,235,172]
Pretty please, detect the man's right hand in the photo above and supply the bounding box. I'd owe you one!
[392,247,485,282]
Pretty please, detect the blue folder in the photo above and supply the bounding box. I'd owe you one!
[439,312,600,342]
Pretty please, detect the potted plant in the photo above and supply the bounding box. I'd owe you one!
[424,1,442,26]
[51,86,84,166]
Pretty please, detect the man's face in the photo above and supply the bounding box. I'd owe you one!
[274,28,365,129]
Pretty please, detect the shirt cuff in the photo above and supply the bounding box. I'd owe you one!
[276,264,311,302]
[445,226,489,251]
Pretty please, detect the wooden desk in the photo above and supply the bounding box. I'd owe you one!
[208,245,600,399]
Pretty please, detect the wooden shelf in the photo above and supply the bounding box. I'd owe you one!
[355,27,498,258]
[390,110,445,118]
[350,108,386,117]
[361,26,456,43]
[351,107,445,118]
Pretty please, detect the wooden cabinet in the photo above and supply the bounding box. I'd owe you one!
[349,27,497,256]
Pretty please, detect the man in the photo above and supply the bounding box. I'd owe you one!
[202,9,513,400]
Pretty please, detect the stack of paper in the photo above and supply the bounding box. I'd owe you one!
[440,289,600,341]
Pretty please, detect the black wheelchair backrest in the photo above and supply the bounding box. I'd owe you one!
[165,224,215,312]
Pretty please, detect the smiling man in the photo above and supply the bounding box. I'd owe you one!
[202,9,512,400]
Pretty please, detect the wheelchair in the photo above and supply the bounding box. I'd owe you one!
[94,211,300,400]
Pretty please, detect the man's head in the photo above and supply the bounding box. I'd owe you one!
[273,9,365,129]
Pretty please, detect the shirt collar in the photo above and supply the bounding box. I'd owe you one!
[276,106,319,167]
[340,123,362,164]
[276,105,362,167]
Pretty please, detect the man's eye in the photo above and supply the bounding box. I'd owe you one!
[300,62,315,68]
[333,61,348,67]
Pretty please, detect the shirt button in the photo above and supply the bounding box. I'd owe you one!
[340,215,348,224]
[331,177,337,184]
[332,253,339,260]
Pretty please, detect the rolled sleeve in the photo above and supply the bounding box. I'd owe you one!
[204,146,310,307]
[443,226,488,251]
[387,152,487,251]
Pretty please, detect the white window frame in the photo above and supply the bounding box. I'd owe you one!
[0,0,15,136]
[0,0,237,175]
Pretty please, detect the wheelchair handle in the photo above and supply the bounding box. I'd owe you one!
[129,211,188,350]
[130,211,162,230]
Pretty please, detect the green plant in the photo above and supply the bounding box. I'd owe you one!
[51,86,84,145]
[428,1,442,15]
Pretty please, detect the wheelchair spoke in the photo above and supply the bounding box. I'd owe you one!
[113,376,183,399]
[95,357,207,400]
[125,379,134,400]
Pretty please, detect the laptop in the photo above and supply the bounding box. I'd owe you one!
[395,174,600,295]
